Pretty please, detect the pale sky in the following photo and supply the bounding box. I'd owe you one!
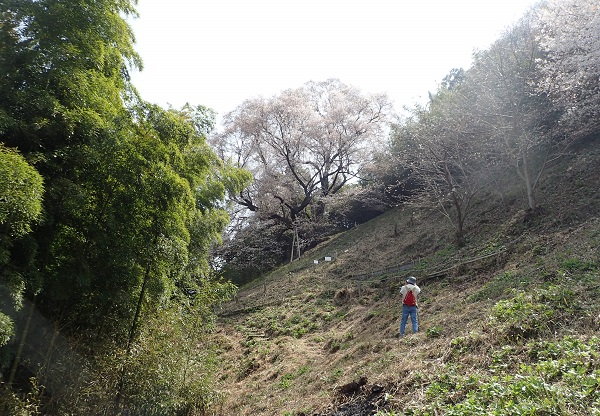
[128,0,539,124]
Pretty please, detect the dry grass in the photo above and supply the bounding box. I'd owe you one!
[212,244,509,415]
[210,138,600,415]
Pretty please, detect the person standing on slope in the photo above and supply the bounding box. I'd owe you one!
[400,276,421,337]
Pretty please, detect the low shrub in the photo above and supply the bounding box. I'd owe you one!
[468,271,530,302]
[417,337,600,415]
[490,285,577,341]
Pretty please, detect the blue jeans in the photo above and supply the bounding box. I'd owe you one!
[400,305,418,335]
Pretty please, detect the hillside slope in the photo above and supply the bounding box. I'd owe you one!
[212,136,600,415]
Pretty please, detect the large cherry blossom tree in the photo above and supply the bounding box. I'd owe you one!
[214,79,391,226]
[212,79,391,264]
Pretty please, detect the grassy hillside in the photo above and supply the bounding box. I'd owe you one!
[212,136,600,416]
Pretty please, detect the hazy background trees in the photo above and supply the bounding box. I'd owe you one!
[536,0,600,137]
[380,0,598,250]
[390,77,491,247]
[466,11,559,211]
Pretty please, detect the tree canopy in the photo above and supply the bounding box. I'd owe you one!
[0,145,43,348]
[536,0,600,136]
[215,79,391,225]
[212,79,391,275]
[0,0,250,413]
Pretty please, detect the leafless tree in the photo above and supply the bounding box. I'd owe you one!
[392,80,493,247]
[465,11,560,211]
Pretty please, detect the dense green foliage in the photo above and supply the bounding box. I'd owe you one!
[0,0,250,413]
[0,145,43,238]
[0,145,43,353]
